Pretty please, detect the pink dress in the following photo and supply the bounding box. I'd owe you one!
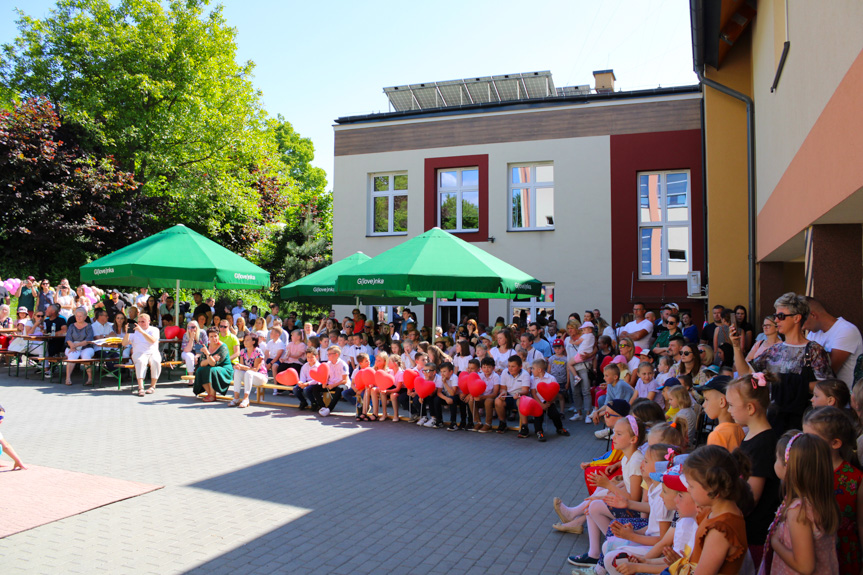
[767,499,839,575]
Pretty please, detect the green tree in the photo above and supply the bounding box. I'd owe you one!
[0,0,285,254]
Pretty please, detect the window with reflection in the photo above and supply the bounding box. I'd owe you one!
[437,168,479,232]
[509,163,554,230]
[637,171,690,279]
[369,172,408,235]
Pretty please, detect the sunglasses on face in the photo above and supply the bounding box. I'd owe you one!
[763,323,776,329]
[680,351,692,356]
[774,312,798,321]
[619,343,631,348]
[219,325,228,329]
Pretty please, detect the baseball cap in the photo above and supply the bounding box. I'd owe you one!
[657,376,681,390]
[695,375,733,395]
[581,321,595,329]
[16,306,27,313]
[611,354,628,365]
[26,276,35,281]
[606,399,631,417]
[662,459,691,492]
[635,346,647,355]
[552,339,564,347]
[111,289,120,295]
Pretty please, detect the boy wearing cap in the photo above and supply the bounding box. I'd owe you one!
[695,375,745,451]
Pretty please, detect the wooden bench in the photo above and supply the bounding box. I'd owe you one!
[0,350,22,376]
[31,356,65,382]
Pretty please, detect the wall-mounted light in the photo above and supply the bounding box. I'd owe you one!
[487,236,496,243]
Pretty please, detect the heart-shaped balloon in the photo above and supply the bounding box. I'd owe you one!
[276,367,299,386]
[468,377,487,398]
[375,369,395,391]
[403,369,418,390]
[310,362,330,384]
[457,372,472,395]
[414,377,436,399]
[353,367,374,392]
[518,396,544,417]
[164,325,183,340]
[536,380,560,403]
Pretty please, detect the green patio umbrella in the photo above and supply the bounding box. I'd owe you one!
[280,252,424,306]
[335,227,542,330]
[80,224,270,325]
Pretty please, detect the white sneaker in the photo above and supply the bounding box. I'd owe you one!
[423,418,437,428]
[569,413,581,421]
[417,416,429,426]
[594,428,612,439]
[585,415,593,424]
[272,389,280,396]
[318,407,330,417]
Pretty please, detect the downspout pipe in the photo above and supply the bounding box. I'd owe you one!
[690,0,757,320]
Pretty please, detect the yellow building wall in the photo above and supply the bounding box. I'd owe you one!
[704,32,752,314]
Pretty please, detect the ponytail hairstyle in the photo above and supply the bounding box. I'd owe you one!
[647,422,685,450]
[684,445,754,512]
[671,416,690,450]
[387,353,403,370]
[729,373,773,412]
[814,379,853,412]
[803,406,860,467]
[778,432,840,535]
[647,442,682,464]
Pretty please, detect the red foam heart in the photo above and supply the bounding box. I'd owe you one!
[536,380,560,402]
[414,377,437,399]
[403,369,418,390]
[355,367,375,392]
[375,369,395,391]
[164,325,184,340]
[276,367,299,386]
[468,377,486,398]
[457,372,472,395]
[310,363,329,384]
[518,396,544,417]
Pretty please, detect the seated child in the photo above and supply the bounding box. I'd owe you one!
[469,356,500,433]
[379,354,404,422]
[632,361,659,403]
[528,357,569,442]
[434,361,466,431]
[496,355,530,435]
[591,364,635,440]
[667,385,698,447]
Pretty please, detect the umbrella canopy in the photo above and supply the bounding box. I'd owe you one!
[280,252,425,305]
[335,228,542,300]
[80,225,270,290]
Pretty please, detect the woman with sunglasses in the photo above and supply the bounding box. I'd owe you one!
[669,342,710,387]
[35,279,55,314]
[732,292,832,434]
[745,315,782,363]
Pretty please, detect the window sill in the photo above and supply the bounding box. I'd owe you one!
[367,232,408,238]
[637,276,688,282]
[440,229,479,234]
[507,227,555,232]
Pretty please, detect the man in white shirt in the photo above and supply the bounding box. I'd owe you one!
[495,355,530,435]
[90,309,116,359]
[231,298,245,320]
[135,288,149,311]
[619,302,654,351]
[805,297,863,389]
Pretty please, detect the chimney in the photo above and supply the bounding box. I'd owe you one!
[593,69,616,93]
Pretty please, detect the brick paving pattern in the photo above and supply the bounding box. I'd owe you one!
[0,373,600,574]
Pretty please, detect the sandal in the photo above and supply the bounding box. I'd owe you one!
[145,387,156,394]
[83,380,94,386]
[239,399,249,408]
[358,414,370,421]
[369,414,378,421]
[202,395,216,402]
[227,399,240,407]
[391,416,399,422]
[65,379,72,386]
[137,389,145,397]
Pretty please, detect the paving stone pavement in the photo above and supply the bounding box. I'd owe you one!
[0,372,602,574]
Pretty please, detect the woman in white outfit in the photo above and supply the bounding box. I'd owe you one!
[56,285,76,320]
[123,312,161,397]
[230,333,268,408]
[181,321,207,376]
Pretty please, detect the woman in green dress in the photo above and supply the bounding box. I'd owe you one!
[193,327,234,402]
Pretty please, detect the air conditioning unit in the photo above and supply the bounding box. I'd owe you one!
[687,271,706,299]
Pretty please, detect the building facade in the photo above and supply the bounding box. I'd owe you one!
[692,0,863,327]
[332,77,705,329]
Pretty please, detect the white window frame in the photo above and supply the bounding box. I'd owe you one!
[507,162,555,231]
[437,298,478,325]
[437,167,479,233]
[508,283,555,324]
[369,172,408,236]
[637,170,692,280]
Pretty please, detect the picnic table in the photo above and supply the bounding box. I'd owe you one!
[11,334,66,380]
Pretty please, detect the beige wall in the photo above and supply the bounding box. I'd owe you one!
[752,0,863,212]
[332,136,613,326]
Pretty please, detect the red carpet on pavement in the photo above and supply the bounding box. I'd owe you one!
[0,463,162,538]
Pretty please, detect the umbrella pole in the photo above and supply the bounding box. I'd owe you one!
[432,290,437,340]
[174,279,180,327]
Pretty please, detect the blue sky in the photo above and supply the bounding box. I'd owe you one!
[0,0,698,188]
